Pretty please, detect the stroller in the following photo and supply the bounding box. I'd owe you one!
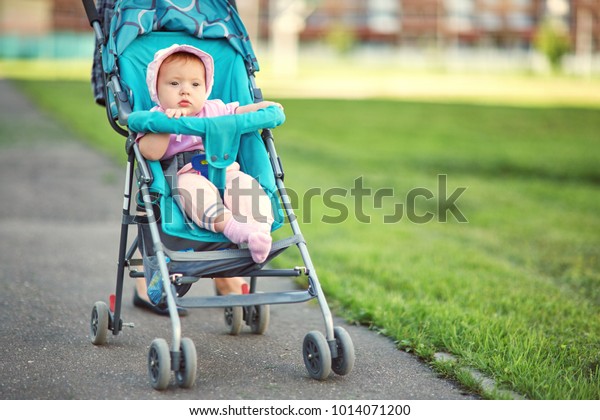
[83,0,354,390]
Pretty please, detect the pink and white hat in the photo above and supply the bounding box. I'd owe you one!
[146,44,215,106]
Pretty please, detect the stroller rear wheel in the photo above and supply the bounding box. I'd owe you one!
[148,338,171,390]
[302,331,332,380]
[90,301,109,345]
[249,304,270,335]
[175,337,197,388]
[224,306,243,335]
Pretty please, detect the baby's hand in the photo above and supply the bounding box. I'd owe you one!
[234,101,284,115]
[261,101,283,110]
[165,108,189,119]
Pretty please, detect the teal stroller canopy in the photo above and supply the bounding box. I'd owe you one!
[103,0,259,76]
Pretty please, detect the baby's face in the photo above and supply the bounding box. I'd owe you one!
[156,57,207,115]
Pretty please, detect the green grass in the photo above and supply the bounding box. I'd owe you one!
[11,79,600,399]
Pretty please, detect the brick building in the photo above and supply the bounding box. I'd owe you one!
[293,0,547,48]
[258,0,599,52]
[1,0,599,55]
[0,0,88,35]
[53,0,90,31]
[572,0,600,54]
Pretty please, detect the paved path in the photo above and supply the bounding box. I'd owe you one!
[0,79,474,400]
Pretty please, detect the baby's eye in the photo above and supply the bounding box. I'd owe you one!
[193,82,202,87]
[170,81,179,86]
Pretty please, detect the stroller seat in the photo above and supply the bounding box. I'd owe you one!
[123,32,300,281]
[121,32,284,241]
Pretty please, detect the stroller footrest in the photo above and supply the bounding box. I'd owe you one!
[176,290,314,308]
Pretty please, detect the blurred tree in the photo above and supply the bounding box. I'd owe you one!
[325,23,357,55]
[534,18,571,72]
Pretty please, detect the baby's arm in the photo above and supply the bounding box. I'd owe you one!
[235,101,283,114]
[138,107,187,160]
[138,132,170,161]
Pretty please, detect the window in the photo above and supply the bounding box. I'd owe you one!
[510,0,532,7]
[444,0,475,31]
[507,12,532,30]
[478,12,502,30]
[444,0,475,14]
[367,0,399,34]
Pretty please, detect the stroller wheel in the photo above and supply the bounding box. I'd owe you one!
[90,301,109,345]
[302,331,332,380]
[249,304,270,335]
[331,327,355,376]
[175,337,197,389]
[224,306,243,335]
[148,338,171,390]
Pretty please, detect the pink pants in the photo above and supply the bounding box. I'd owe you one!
[176,162,274,232]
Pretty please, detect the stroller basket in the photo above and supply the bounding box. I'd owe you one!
[85,0,355,390]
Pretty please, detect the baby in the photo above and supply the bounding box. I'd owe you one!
[137,44,283,264]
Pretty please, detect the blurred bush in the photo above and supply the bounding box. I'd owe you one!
[534,19,571,72]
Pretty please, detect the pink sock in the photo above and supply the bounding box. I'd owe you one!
[248,231,272,264]
[223,219,272,263]
[223,218,252,244]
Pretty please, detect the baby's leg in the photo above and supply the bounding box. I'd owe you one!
[223,167,273,263]
[176,172,230,232]
[176,174,250,292]
[224,166,274,226]
[177,170,271,263]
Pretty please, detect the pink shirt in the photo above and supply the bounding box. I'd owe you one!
[137,99,239,161]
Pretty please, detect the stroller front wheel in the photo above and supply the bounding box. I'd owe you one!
[175,337,197,388]
[303,331,332,380]
[148,338,171,390]
[331,326,355,376]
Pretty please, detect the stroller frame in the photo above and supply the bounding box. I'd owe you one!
[84,0,354,389]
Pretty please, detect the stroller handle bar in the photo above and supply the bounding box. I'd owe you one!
[128,106,286,139]
[129,107,285,191]
[81,0,105,45]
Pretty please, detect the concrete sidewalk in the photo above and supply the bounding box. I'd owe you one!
[0,79,475,400]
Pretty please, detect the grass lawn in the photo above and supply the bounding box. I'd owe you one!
[11,78,600,399]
